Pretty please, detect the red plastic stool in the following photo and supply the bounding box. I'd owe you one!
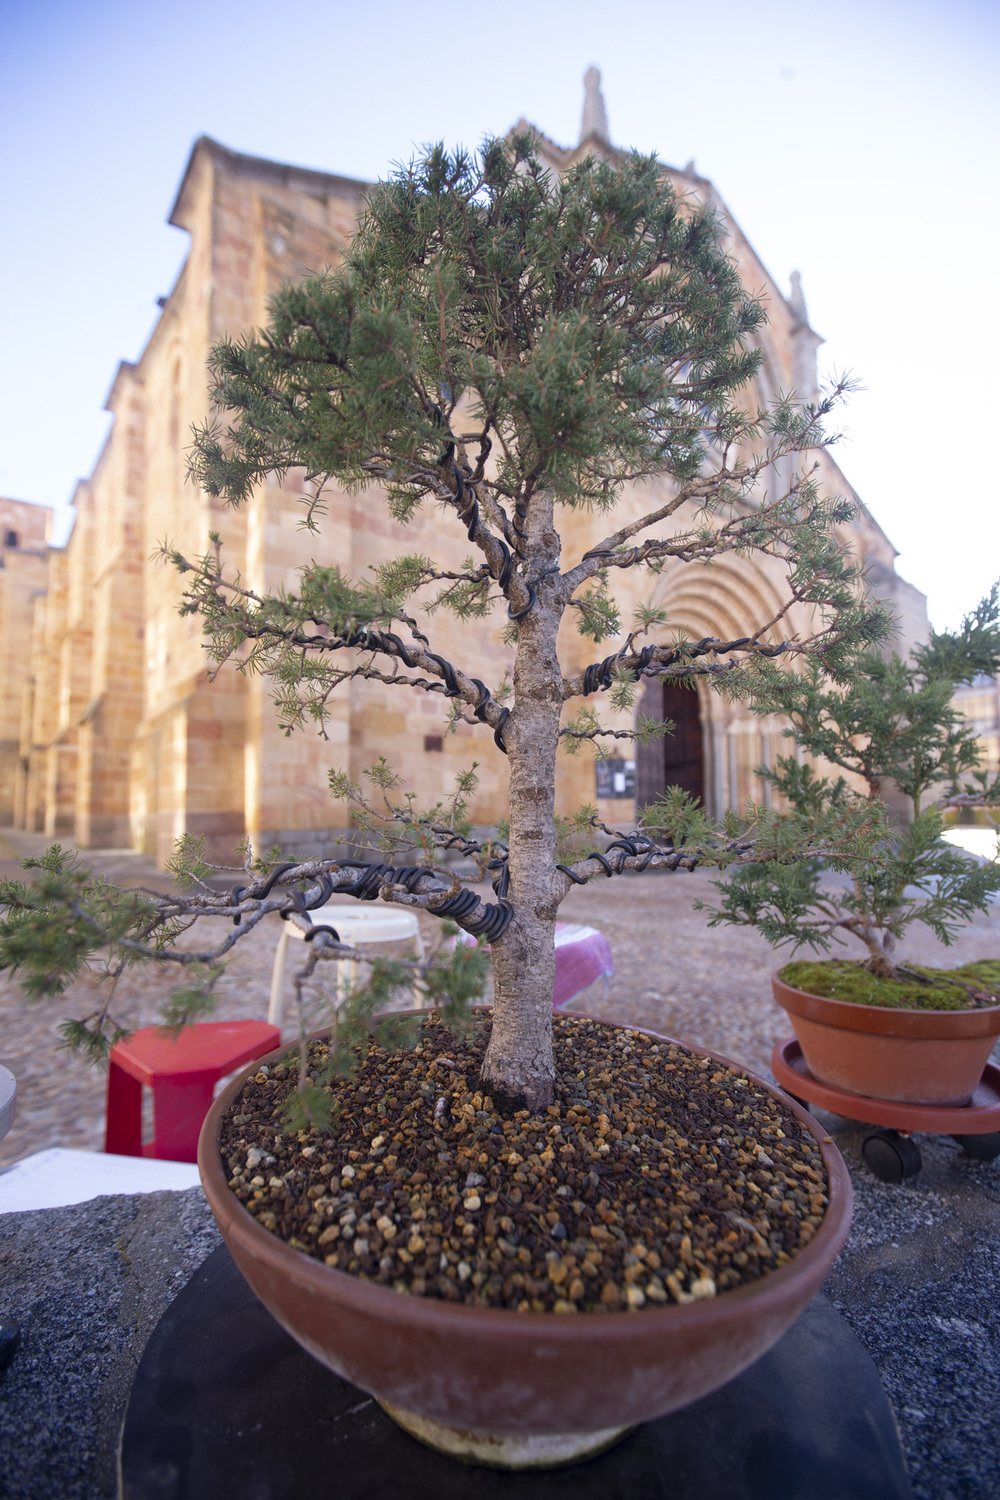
[105,1021,280,1164]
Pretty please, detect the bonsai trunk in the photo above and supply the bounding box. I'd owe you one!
[849,878,900,980]
[855,925,898,980]
[480,548,564,1114]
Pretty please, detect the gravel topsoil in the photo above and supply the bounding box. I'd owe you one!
[221,1015,828,1312]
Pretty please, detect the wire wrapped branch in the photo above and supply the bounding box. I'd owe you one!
[553,824,870,897]
[565,633,801,699]
[558,724,638,743]
[362,425,536,620]
[559,382,850,593]
[170,545,515,752]
[237,860,513,941]
[38,859,514,981]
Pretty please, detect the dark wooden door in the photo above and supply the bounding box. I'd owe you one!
[662,682,704,803]
[635,680,705,809]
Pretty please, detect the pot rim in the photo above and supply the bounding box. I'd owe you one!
[199,1016,852,1341]
[773,969,1000,1035]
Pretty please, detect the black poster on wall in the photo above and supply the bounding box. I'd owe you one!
[595,758,636,798]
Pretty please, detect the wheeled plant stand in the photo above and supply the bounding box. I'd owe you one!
[772,1039,1000,1184]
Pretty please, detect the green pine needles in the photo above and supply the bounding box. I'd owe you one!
[707,587,1000,979]
[191,138,764,513]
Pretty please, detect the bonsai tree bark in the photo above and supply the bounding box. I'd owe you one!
[708,586,1000,978]
[1,138,887,1110]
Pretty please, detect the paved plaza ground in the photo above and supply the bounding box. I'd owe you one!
[2,827,1000,1497]
[3,825,1000,1170]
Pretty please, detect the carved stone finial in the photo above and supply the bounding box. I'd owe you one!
[789,270,808,323]
[580,66,610,144]
[788,271,824,402]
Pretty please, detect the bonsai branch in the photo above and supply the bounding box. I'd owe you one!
[558,724,638,744]
[566,634,799,700]
[361,443,534,617]
[554,826,868,897]
[561,393,844,591]
[173,552,511,743]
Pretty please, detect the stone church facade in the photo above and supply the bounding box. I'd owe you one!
[0,79,928,864]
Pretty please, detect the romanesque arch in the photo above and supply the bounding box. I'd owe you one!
[634,554,805,817]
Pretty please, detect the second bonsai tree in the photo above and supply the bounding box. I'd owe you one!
[708,584,1000,1009]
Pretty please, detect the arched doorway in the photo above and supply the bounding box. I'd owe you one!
[635,679,705,809]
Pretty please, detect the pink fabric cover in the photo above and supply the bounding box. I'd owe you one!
[553,923,615,1009]
[451,923,615,1009]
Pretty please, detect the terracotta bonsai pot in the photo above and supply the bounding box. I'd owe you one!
[773,971,1000,1106]
[198,1025,852,1467]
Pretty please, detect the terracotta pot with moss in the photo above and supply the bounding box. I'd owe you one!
[773,961,1000,1106]
[198,1014,852,1469]
[707,584,1000,1111]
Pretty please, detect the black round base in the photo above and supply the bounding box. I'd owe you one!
[120,1245,912,1500]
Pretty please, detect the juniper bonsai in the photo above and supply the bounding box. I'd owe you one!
[708,585,1000,983]
[1,137,888,1111]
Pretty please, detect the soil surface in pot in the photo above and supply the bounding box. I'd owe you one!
[219,1015,829,1314]
[780,959,1000,1012]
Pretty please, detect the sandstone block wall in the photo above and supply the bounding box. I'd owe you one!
[0,498,51,825]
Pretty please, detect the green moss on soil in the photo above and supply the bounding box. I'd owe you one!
[779,959,1000,1012]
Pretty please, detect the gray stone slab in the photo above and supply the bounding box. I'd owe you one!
[0,1188,220,1500]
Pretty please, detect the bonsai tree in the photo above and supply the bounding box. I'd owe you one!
[708,585,1000,988]
[1,137,887,1111]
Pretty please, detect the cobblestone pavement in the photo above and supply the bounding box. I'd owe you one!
[3,826,999,1168]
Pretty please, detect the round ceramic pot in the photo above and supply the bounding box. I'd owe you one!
[773,971,1000,1107]
[198,1023,851,1467]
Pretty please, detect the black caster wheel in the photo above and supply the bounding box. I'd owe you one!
[862,1130,922,1183]
[952,1131,1000,1162]
[0,1320,20,1377]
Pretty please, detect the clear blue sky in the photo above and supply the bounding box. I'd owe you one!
[1,0,997,630]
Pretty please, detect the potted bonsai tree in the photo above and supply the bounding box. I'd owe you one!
[707,586,1000,1116]
[1,138,886,1465]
